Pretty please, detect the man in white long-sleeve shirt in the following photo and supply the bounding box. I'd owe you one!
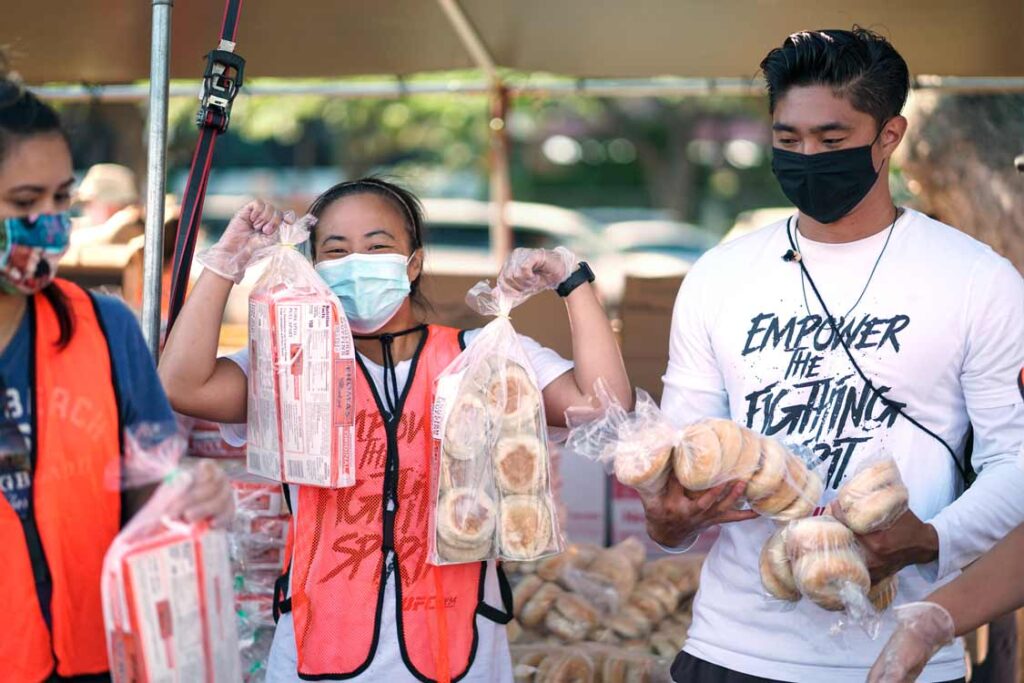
[644,27,1024,683]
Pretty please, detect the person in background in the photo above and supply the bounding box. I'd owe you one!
[159,178,631,682]
[72,162,143,244]
[645,28,1024,683]
[0,65,233,682]
[121,195,182,321]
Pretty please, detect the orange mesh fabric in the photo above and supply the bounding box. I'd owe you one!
[2,280,122,679]
[292,326,482,680]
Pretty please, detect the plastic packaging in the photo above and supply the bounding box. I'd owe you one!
[830,455,910,534]
[782,515,885,638]
[759,526,800,603]
[101,424,241,683]
[428,277,562,564]
[565,379,823,522]
[187,418,246,460]
[245,216,356,489]
[867,602,956,683]
[566,384,678,498]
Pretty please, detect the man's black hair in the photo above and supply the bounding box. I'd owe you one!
[760,27,911,126]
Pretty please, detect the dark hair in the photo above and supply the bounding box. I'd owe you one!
[306,177,430,306]
[760,27,910,127]
[0,60,74,347]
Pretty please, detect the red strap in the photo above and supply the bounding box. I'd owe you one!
[165,0,244,333]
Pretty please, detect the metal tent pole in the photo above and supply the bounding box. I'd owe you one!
[436,0,513,264]
[142,0,173,357]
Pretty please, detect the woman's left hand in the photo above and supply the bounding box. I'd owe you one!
[175,460,235,528]
[497,247,579,298]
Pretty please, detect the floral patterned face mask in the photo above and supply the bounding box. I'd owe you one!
[0,213,71,294]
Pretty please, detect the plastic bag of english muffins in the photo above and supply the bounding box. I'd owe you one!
[828,454,910,535]
[780,515,896,638]
[428,274,562,565]
[566,382,823,521]
[565,380,680,498]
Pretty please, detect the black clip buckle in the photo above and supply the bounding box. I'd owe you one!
[196,49,246,132]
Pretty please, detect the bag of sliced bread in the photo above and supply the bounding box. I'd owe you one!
[245,216,357,489]
[101,424,241,682]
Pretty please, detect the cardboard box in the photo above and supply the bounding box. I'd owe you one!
[619,275,683,404]
[419,273,573,359]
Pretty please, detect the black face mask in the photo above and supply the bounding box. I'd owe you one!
[771,135,883,224]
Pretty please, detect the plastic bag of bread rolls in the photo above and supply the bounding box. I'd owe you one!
[829,455,910,534]
[676,427,824,523]
[566,382,824,522]
[565,382,678,498]
[782,515,885,637]
[428,278,562,565]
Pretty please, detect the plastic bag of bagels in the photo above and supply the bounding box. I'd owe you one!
[428,278,562,565]
[674,423,825,523]
[827,455,910,535]
[566,381,824,522]
[566,381,678,498]
[777,515,896,638]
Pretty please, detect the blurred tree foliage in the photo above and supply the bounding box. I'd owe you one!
[898,91,1024,272]
[158,77,789,230]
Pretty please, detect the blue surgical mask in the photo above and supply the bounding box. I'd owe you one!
[315,253,412,334]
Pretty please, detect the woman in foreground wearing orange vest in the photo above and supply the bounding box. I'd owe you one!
[160,178,632,682]
[0,69,235,682]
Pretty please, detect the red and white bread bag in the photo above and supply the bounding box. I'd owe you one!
[245,216,357,488]
[101,427,241,683]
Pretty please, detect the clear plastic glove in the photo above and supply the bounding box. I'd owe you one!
[168,460,235,529]
[497,246,579,300]
[867,602,955,683]
[198,199,291,283]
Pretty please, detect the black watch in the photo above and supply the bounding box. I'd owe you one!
[556,262,595,298]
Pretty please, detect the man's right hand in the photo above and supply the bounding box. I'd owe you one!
[642,476,759,548]
[198,199,289,284]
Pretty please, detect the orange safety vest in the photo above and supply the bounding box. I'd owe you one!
[287,325,512,681]
[1,279,123,680]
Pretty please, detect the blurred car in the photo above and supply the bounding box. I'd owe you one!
[593,219,718,308]
[721,207,794,244]
[419,198,605,276]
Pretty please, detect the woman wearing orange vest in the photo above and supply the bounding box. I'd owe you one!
[0,69,235,682]
[161,178,632,682]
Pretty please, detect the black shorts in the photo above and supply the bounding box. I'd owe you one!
[670,651,966,683]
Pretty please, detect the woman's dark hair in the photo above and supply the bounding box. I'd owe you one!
[0,58,74,347]
[760,27,911,127]
[306,177,431,308]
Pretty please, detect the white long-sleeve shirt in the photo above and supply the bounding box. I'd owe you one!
[661,209,1024,683]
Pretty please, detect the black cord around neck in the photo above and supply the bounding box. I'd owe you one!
[353,324,426,415]
[784,218,969,485]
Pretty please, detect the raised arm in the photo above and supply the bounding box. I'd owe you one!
[496,247,631,426]
[158,200,285,423]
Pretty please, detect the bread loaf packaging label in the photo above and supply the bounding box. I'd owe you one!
[246,217,356,489]
[101,428,241,682]
[428,280,562,565]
